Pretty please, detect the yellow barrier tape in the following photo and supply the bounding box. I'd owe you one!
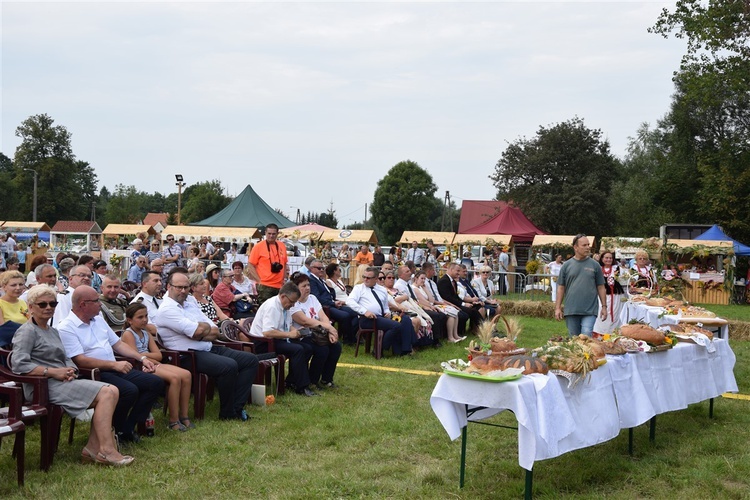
[338,362,441,377]
[722,393,750,401]
[338,364,750,401]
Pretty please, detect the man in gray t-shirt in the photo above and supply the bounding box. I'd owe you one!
[554,235,606,337]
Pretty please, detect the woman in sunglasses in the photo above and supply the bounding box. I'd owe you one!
[0,270,28,348]
[11,285,133,466]
[471,266,499,317]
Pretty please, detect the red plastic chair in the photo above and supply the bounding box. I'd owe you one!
[224,319,286,396]
[354,317,384,360]
[0,384,26,486]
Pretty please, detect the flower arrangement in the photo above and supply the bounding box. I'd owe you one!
[110,255,124,268]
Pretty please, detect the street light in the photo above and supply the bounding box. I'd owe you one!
[175,174,185,225]
[290,206,301,224]
[23,168,38,222]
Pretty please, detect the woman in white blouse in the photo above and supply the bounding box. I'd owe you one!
[471,265,499,317]
[230,261,257,295]
[325,263,349,302]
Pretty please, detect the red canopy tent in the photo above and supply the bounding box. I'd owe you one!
[462,206,546,242]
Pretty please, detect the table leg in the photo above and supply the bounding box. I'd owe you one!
[628,428,634,456]
[525,468,533,500]
[460,425,467,488]
[649,416,656,443]
[709,397,714,419]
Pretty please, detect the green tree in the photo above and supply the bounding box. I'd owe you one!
[13,114,98,224]
[370,160,438,243]
[105,184,148,224]
[490,117,620,237]
[608,123,677,237]
[0,152,17,218]
[180,180,232,223]
[650,0,750,242]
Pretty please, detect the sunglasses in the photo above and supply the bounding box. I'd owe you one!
[481,271,490,274]
[378,276,385,280]
[35,300,59,309]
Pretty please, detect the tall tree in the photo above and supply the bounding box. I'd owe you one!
[650,0,750,242]
[13,114,98,224]
[490,117,620,237]
[0,152,17,218]
[608,123,677,237]
[371,160,438,243]
[180,180,232,224]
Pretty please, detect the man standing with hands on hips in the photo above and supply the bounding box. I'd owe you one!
[554,234,607,337]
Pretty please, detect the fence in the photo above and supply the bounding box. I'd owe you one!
[476,271,556,302]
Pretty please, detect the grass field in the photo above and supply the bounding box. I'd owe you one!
[1,313,748,498]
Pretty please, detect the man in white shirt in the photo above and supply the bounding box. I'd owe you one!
[405,241,425,267]
[20,263,58,302]
[248,281,317,397]
[130,271,163,323]
[346,267,416,356]
[53,265,94,327]
[394,265,446,344]
[154,271,258,421]
[58,286,163,444]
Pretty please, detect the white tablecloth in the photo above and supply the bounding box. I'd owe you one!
[430,340,737,471]
[621,301,729,339]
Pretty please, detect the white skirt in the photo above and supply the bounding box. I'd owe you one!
[593,293,625,335]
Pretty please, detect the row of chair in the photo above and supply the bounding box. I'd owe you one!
[0,316,286,485]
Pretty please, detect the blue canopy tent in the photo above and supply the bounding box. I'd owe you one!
[695,225,750,256]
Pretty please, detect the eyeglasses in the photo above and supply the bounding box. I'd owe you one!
[312,266,324,270]
[364,275,376,280]
[167,238,174,241]
[35,300,58,309]
[170,285,190,291]
[481,271,490,274]
[73,273,93,279]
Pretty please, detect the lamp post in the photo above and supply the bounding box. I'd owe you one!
[175,174,185,225]
[23,168,38,222]
[290,206,301,224]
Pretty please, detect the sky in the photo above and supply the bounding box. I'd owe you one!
[1,1,686,227]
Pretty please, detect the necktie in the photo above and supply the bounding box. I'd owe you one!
[428,280,438,300]
[153,297,159,309]
[452,278,457,293]
[407,283,417,300]
[370,287,385,316]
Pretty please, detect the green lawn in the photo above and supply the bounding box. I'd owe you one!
[1,316,748,498]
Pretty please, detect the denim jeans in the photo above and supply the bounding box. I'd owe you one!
[565,315,596,337]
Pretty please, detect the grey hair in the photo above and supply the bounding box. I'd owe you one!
[27,285,57,305]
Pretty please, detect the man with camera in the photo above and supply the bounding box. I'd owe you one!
[246,223,288,305]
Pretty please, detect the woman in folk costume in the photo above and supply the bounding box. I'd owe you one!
[593,251,625,335]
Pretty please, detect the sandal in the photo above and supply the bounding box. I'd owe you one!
[179,416,196,429]
[95,452,135,466]
[81,447,97,464]
[168,421,188,432]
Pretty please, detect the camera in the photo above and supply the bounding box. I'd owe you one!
[270,262,283,273]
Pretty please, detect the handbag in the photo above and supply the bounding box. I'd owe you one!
[232,289,254,314]
[309,325,332,346]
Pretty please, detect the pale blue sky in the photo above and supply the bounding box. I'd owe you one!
[1,1,685,226]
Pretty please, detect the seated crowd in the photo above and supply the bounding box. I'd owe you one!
[0,229,497,469]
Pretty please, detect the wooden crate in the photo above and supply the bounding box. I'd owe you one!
[682,284,730,305]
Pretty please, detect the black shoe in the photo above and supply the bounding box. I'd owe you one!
[432,341,443,348]
[118,432,141,444]
[320,381,337,389]
[299,387,320,397]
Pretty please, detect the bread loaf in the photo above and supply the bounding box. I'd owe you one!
[490,337,518,353]
[499,355,548,375]
[620,324,665,345]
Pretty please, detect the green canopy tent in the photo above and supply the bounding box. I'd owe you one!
[191,185,294,229]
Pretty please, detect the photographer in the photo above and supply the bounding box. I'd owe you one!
[246,223,288,305]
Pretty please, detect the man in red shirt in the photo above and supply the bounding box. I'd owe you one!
[246,224,288,304]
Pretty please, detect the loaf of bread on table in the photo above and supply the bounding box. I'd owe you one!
[619,323,665,345]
